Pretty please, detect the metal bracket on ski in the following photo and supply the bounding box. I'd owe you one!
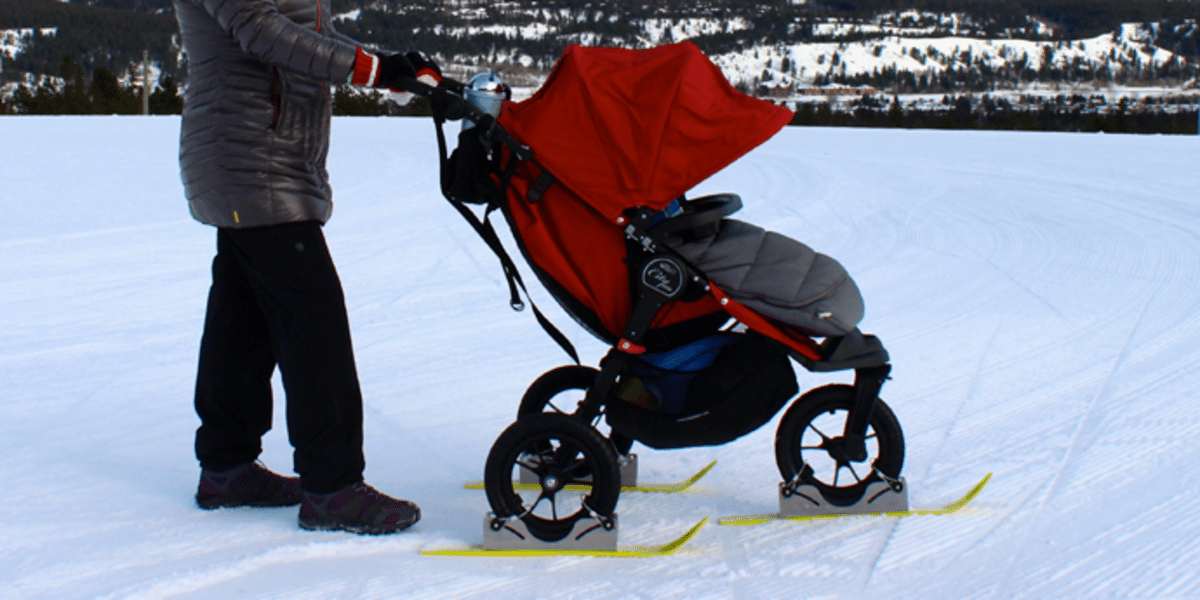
[483,513,619,551]
[779,477,909,517]
[519,452,638,488]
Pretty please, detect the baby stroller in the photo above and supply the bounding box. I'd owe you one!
[403,42,906,547]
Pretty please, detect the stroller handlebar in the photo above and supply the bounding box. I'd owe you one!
[394,75,532,162]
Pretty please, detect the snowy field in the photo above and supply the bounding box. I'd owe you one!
[1,116,1198,599]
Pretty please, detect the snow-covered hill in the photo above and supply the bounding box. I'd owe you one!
[1,116,1198,598]
[714,23,1188,91]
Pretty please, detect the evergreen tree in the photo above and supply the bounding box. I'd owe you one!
[89,66,126,114]
[887,95,904,128]
[332,86,390,116]
[149,76,184,114]
[61,56,91,114]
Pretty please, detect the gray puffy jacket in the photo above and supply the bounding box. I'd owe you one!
[174,0,362,228]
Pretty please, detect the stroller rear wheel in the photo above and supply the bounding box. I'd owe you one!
[519,365,634,455]
[484,413,621,543]
[774,384,905,506]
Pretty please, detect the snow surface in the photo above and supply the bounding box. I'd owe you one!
[1,116,1198,599]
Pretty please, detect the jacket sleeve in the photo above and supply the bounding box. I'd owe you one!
[329,26,370,52]
[196,0,358,81]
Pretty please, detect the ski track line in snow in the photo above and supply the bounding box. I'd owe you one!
[1037,295,1153,501]
[915,321,1001,484]
[916,266,1190,590]
[1007,307,1200,596]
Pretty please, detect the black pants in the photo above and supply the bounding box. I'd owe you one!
[194,221,365,494]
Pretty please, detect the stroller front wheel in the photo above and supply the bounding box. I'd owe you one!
[484,413,621,543]
[774,384,905,506]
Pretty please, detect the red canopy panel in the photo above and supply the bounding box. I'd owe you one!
[498,42,794,222]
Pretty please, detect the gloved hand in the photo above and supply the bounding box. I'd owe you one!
[404,51,442,85]
[348,49,440,90]
[375,53,415,89]
[348,48,442,106]
[385,52,442,105]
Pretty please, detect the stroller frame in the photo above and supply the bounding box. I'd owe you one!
[400,65,907,549]
[575,199,893,458]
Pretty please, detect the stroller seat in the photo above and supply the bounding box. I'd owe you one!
[669,218,865,337]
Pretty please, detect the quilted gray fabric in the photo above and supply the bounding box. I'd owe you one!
[671,219,864,337]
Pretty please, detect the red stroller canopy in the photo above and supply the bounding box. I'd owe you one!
[498,42,794,222]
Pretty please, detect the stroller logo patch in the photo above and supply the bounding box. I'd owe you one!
[642,258,685,298]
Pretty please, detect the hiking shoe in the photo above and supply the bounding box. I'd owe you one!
[298,482,420,535]
[195,462,302,510]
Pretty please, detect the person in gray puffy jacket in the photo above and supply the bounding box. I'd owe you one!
[175,0,439,535]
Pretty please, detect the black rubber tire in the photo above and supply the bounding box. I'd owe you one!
[484,413,621,542]
[774,384,905,506]
[518,365,634,456]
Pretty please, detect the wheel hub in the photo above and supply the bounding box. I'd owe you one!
[823,435,868,464]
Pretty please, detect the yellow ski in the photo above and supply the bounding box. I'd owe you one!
[717,473,992,526]
[421,517,708,557]
[463,460,717,494]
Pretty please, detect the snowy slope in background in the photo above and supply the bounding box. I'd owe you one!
[713,23,1184,89]
[0,117,1197,599]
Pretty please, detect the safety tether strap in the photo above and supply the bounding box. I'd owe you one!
[432,114,581,364]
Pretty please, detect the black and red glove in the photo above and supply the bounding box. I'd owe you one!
[404,51,442,85]
[348,48,441,90]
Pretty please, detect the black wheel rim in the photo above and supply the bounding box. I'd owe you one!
[798,407,882,491]
[775,384,904,507]
[496,429,608,541]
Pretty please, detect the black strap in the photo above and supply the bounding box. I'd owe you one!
[430,114,580,364]
[526,171,555,202]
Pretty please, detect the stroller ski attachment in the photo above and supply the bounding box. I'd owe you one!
[398,42,909,552]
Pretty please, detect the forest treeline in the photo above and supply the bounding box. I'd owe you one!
[792,92,1199,133]
[1,56,182,114]
[5,55,1193,135]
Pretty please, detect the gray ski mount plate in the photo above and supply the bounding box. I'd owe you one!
[780,477,909,517]
[421,515,709,557]
[719,473,992,526]
[483,513,618,551]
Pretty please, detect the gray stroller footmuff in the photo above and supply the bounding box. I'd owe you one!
[670,219,864,337]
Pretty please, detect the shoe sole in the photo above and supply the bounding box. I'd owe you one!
[298,512,420,535]
[196,495,302,510]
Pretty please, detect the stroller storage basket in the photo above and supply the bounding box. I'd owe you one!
[607,332,798,449]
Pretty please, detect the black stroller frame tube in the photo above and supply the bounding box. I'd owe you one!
[843,364,892,461]
[578,251,693,423]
